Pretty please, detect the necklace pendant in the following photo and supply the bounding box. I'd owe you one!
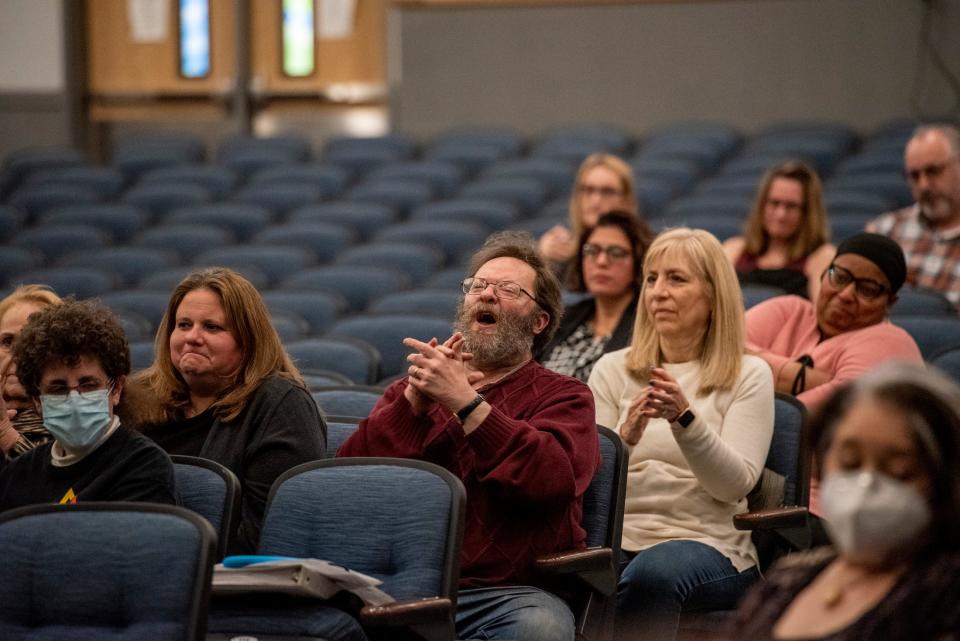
[823,586,843,609]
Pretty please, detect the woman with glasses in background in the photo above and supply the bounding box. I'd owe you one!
[538,153,642,277]
[0,299,175,510]
[537,211,652,381]
[724,160,835,300]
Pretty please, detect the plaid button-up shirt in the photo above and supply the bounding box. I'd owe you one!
[868,204,960,312]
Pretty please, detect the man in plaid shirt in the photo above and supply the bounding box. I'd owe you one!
[867,125,960,312]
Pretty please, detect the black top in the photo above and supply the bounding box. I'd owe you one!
[151,407,215,456]
[0,426,176,511]
[144,375,326,555]
[536,294,638,368]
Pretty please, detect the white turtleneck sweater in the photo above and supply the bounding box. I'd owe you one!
[588,349,774,571]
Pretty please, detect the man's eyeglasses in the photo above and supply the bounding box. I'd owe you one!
[824,265,888,300]
[461,277,537,303]
[577,185,623,199]
[40,380,114,403]
[905,157,958,183]
[582,243,632,262]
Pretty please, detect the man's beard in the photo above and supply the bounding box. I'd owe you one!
[918,190,959,224]
[453,300,537,371]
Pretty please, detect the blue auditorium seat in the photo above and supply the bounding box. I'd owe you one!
[411,198,519,231]
[262,290,347,335]
[311,385,384,419]
[134,223,236,262]
[164,203,273,241]
[14,224,109,261]
[195,245,315,287]
[59,247,179,288]
[283,265,408,312]
[25,165,125,199]
[112,132,206,178]
[459,175,550,215]
[368,160,465,198]
[41,204,150,243]
[335,242,445,286]
[14,267,117,299]
[9,184,99,219]
[368,289,461,319]
[138,164,238,199]
[249,163,350,197]
[346,178,434,217]
[101,290,171,332]
[253,222,357,264]
[328,314,454,380]
[288,201,399,241]
[482,157,576,195]
[286,336,382,384]
[373,220,488,265]
[121,182,212,218]
[233,183,327,217]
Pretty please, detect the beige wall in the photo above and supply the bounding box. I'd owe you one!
[390,0,960,138]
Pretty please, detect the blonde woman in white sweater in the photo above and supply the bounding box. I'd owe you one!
[588,228,774,641]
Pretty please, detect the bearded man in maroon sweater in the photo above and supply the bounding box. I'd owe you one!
[339,231,599,641]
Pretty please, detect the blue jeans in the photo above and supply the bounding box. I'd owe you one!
[456,585,575,641]
[616,540,759,641]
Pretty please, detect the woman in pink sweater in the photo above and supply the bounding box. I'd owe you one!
[746,232,923,411]
[746,232,923,515]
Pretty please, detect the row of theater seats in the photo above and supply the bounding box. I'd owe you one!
[1,119,915,260]
[3,119,959,388]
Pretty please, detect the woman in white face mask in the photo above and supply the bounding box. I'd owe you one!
[736,362,960,640]
[0,299,176,510]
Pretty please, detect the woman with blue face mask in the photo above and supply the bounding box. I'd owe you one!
[0,299,176,510]
[735,362,960,640]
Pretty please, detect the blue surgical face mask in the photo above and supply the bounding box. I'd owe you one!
[40,388,113,452]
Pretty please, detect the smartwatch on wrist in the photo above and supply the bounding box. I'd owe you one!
[456,394,485,423]
[674,407,695,429]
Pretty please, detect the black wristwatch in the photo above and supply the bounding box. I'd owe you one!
[674,408,696,429]
[456,394,485,422]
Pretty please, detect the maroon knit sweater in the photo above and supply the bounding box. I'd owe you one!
[338,360,599,588]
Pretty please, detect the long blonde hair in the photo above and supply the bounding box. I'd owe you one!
[743,160,829,261]
[131,267,303,424]
[569,153,639,240]
[626,228,744,396]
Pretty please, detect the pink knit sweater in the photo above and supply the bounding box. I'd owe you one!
[746,296,924,514]
[745,296,923,411]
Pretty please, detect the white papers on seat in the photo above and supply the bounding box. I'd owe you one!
[212,558,394,606]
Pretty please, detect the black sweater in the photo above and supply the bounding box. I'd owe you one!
[536,294,639,366]
[145,376,326,555]
[0,426,176,511]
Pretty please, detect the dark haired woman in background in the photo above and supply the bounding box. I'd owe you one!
[537,210,652,381]
[736,363,960,640]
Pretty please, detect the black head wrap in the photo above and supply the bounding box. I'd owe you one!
[834,233,907,294]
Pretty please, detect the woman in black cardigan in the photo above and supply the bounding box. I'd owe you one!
[537,210,651,381]
[122,267,326,554]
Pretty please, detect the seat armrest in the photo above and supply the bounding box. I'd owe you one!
[734,506,809,531]
[534,547,616,595]
[361,596,453,627]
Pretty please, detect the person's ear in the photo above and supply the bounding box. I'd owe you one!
[110,375,126,405]
[33,397,41,416]
[532,310,550,336]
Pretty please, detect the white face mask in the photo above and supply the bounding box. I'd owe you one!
[820,470,931,566]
